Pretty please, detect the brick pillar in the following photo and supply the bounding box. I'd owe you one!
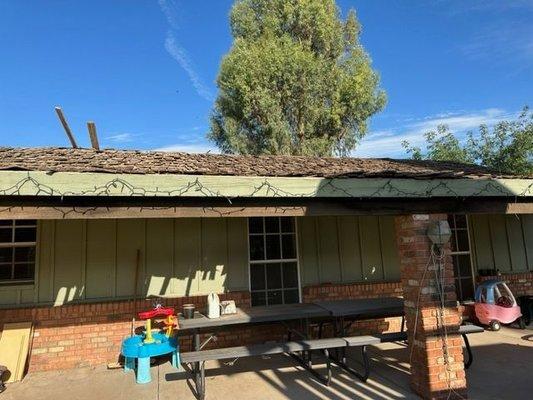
[395,214,467,400]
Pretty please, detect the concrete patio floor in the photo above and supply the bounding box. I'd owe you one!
[3,327,532,400]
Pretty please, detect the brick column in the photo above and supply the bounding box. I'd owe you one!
[395,214,467,400]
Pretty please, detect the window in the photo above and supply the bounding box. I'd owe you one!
[248,217,300,306]
[448,215,474,301]
[0,220,37,284]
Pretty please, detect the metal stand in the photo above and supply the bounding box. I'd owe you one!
[328,345,371,382]
[192,331,205,400]
[288,349,333,386]
[462,333,473,369]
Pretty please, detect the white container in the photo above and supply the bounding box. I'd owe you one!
[220,300,237,315]
[207,293,220,319]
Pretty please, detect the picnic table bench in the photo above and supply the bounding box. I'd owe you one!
[181,334,389,400]
[376,323,484,368]
[181,337,348,399]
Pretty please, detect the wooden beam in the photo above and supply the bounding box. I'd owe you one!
[54,107,78,148]
[0,201,531,219]
[505,202,533,214]
[0,206,307,219]
[87,122,100,150]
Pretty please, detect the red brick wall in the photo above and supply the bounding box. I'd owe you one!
[0,281,408,373]
[1,271,529,373]
[0,292,250,372]
[395,214,467,400]
[478,272,533,297]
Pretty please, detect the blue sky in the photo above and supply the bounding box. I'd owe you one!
[0,0,531,158]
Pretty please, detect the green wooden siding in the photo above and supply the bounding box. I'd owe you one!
[469,214,533,272]
[86,220,116,298]
[317,217,342,283]
[10,212,532,307]
[116,219,145,297]
[297,216,400,285]
[173,218,201,296]
[337,216,363,282]
[52,220,85,304]
[1,218,251,307]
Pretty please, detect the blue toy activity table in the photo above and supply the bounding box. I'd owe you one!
[121,332,180,384]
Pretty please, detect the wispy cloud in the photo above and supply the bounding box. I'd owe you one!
[354,108,516,158]
[435,0,533,74]
[154,124,215,153]
[164,32,215,101]
[158,0,180,29]
[155,143,218,154]
[105,132,140,143]
[460,23,533,74]
[158,0,215,101]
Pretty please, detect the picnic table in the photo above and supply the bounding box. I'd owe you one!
[177,297,405,398]
[178,297,404,355]
[179,297,404,331]
[176,298,482,400]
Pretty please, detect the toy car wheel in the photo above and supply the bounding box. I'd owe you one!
[490,320,501,331]
[518,317,526,330]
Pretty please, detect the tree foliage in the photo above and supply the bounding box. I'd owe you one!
[402,107,533,175]
[208,0,386,156]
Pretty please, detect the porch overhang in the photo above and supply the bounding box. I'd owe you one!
[0,170,532,219]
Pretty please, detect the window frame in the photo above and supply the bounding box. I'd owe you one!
[448,214,475,302]
[247,217,302,306]
[0,220,38,285]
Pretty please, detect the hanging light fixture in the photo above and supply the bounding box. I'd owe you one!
[427,220,452,247]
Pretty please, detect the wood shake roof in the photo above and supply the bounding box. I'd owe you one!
[0,147,521,179]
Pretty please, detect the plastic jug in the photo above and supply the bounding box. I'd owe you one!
[207,293,220,319]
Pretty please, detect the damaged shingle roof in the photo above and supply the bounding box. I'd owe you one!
[0,147,521,179]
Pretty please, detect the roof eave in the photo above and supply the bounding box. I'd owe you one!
[0,170,531,199]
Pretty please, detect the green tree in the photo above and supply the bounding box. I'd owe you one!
[208,0,386,156]
[402,107,533,175]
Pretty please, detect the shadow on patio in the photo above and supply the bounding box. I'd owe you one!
[2,327,531,400]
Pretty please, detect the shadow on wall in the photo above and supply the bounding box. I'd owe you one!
[144,261,228,298]
[45,218,246,306]
[51,262,228,306]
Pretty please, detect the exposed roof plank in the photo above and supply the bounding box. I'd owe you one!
[54,109,78,149]
[87,122,100,151]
